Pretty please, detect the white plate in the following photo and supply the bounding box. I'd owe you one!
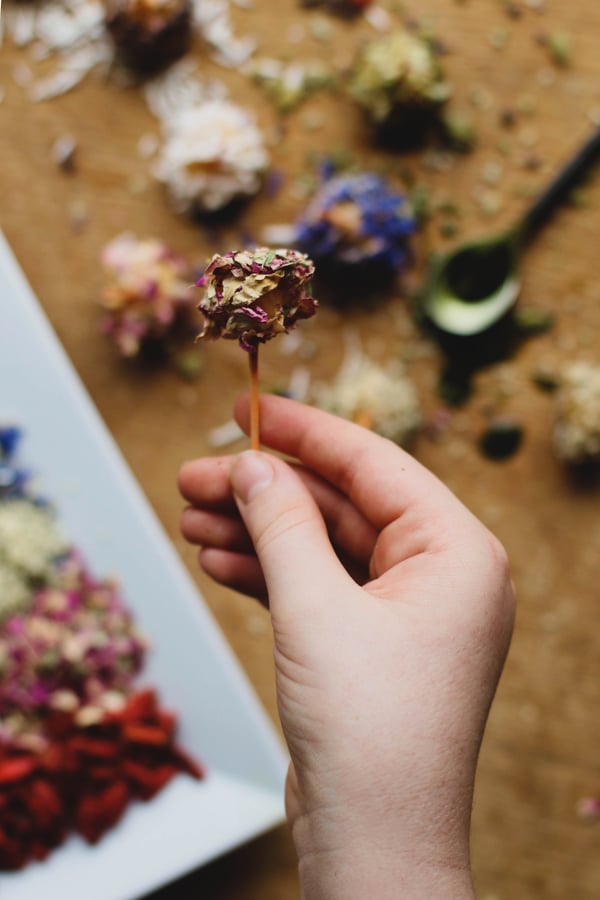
[0,231,288,900]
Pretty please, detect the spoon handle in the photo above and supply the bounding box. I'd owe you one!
[518,127,600,243]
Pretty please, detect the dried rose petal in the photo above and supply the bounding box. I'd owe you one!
[195,247,317,351]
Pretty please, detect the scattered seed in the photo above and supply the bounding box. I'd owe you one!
[479,418,524,460]
[127,173,149,195]
[516,93,538,116]
[536,66,557,88]
[517,125,539,147]
[477,189,503,218]
[489,27,509,50]
[577,797,600,823]
[547,31,571,67]
[531,369,559,392]
[442,111,477,152]
[309,15,333,42]
[514,307,554,335]
[469,85,495,110]
[67,198,90,233]
[481,160,504,186]
[136,133,159,159]
[12,62,33,87]
[51,134,77,173]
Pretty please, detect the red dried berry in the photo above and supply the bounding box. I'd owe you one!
[27,778,64,827]
[120,759,176,800]
[0,689,203,870]
[0,756,38,784]
[123,723,170,747]
[75,780,130,844]
[68,736,122,760]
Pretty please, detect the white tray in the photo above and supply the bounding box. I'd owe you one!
[0,232,288,900]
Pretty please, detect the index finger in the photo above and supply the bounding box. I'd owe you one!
[234,394,470,535]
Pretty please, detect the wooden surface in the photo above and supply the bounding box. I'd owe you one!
[2,1,600,896]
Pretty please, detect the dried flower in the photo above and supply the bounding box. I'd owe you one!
[153,100,270,214]
[195,248,317,352]
[0,427,29,500]
[0,564,30,624]
[100,233,194,358]
[295,172,415,287]
[349,30,451,143]
[553,361,600,464]
[106,0,188,27]
[104,0,192,75]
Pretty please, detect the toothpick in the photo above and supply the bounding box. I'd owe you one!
[249,346,260,450]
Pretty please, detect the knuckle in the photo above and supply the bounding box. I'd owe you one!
[253,502,315,557]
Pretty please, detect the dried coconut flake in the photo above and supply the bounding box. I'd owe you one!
[6,0,254,104]
[5,0,111,100]
[191,0,256,68]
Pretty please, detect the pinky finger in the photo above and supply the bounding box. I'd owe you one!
[198,547,268,605]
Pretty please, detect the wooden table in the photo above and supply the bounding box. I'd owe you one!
[2,1,600,896]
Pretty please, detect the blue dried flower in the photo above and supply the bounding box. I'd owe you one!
[0,427,30,499]
[295,172,416,289]
[0,427,21,461]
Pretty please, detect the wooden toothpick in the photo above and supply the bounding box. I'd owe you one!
[249,346,260,451]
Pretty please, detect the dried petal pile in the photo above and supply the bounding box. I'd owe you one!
[0,427,203,871]
[312,355,421,445]
[0,690,203,871]
[0,501,68,622]
[100,233,194,357]
[553,361,600,464]
[195,248,317,351]
[0,553,146,726]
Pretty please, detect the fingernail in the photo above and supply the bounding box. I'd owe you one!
[230,451,274,503]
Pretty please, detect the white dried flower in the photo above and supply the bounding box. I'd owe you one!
[0,562,31,622]
[153,99,269,213]
[553,361,600,464]
[0,499,68,580]
[312,356,421,445]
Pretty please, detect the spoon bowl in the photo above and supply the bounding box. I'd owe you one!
[422,232,521,336]
[420,126,600,337]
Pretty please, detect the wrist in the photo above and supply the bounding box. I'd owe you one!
[298,848,475,900]
[292,811,474,900]
[297,846,474,900]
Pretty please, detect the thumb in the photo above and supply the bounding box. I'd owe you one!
[230,450,347,614]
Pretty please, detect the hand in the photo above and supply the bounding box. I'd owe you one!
[178,394,514,900]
